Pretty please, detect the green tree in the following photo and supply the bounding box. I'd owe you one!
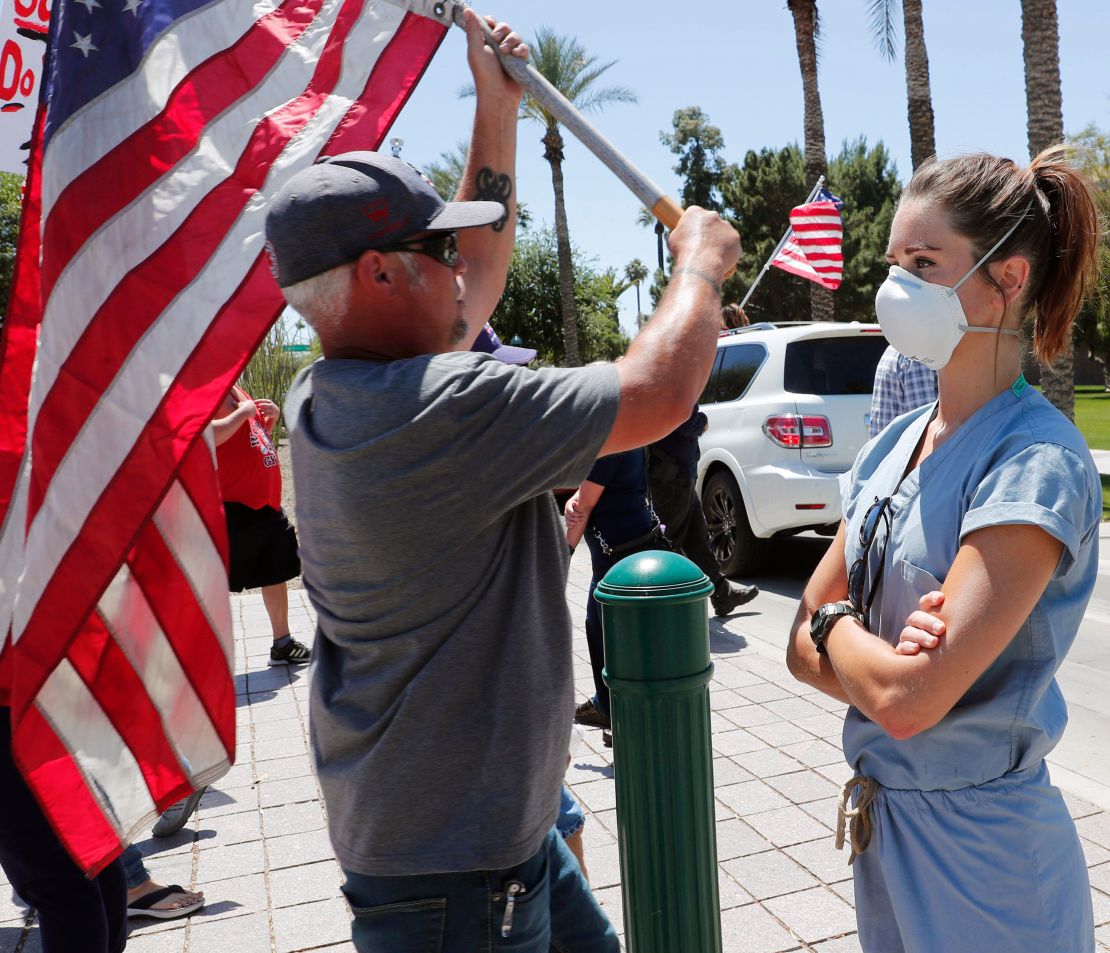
[786,0,834,322]
[1021,0,1073,417]
[661,107,729,211]
[867,0,936,170]
[827,138,902,322]
[0,172,24,320]
[720,139,900,324]
[520,28,636,366]
[491,227,628,364]
[1069,125,1110,387]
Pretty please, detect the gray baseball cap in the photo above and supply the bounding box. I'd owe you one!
[264,151,505,288]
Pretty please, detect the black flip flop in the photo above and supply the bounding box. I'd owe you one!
[127,884,204,920]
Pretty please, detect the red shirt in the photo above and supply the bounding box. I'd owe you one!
[215,387,282,510]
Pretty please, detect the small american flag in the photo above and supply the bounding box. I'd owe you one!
[771,187,844,291]
[0,0,447,875]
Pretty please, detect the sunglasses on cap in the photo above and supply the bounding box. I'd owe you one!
[376,232,459,268]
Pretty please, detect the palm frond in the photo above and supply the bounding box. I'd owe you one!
[866,0,899,61]
[575,85,638,115]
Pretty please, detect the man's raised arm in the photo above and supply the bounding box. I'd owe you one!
[455,9,526,323]
[600,208,741,456]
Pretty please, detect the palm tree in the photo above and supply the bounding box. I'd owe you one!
[521,28,636,365]
[624,258,649,323]
[867,0,936,170]
[786,0,834,322]
[1021,0,1072,419]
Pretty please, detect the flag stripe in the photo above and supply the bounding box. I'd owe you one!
[792,231,843,243]
[152,476,234,660]
[0,108,46,518]
[41,0,328,294]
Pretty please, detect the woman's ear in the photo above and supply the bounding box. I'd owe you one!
[993,254,1031,307]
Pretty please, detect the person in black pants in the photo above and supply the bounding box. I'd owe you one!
[646,405,758,616]
[565,449,669,743]
[0,707,128,953]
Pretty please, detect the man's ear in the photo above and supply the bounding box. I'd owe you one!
[353,250,397,297]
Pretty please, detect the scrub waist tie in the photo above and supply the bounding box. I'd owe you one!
[836,775,879,864]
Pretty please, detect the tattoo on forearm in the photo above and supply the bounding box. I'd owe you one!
[475,167,512,232]
[671,266,722,296]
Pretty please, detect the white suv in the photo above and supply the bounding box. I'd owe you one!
[696,321,889,575]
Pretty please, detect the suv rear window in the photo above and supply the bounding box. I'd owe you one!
[784,336,888,396]
[702,343,766,404]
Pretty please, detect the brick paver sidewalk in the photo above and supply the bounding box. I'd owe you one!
[3,551,1109,952]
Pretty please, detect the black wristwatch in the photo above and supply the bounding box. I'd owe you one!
[810,601,864,656]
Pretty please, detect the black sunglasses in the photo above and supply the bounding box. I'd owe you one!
[847,495,893,618]
[376,232,459,268]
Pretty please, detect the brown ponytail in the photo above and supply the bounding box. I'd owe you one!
[902,145,1102,364]
[1025,146,1102,364]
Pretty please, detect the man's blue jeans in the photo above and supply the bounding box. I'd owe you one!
[341,827,619,953]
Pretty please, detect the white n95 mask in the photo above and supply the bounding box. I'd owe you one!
[874,215,1025,371]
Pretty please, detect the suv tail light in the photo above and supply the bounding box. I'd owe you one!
[762,414,833,449]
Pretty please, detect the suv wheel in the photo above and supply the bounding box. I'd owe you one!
[701,470,762,577]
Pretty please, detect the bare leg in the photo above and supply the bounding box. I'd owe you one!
[261,583,289,642]
[564,829,589,884]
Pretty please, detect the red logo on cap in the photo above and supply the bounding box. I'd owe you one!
[364,198,390,223]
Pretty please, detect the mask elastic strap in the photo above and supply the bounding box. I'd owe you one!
[960,324,1022,338]
[950,210,1028,294]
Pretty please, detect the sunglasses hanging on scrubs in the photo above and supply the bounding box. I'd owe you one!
[874,213,1027,371]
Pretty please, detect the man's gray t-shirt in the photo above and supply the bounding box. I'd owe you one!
[284,352,620,876]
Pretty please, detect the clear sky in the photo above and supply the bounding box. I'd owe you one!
[389,0,1110,337]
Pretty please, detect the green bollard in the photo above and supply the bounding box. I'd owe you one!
[594,550,721,953]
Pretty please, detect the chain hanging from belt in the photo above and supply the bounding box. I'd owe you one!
[835,775,880,864]
[591,499,663,557]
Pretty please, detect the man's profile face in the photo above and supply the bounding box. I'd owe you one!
[392,238,471,353]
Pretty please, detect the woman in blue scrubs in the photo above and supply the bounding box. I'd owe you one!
[787,146,1102,952]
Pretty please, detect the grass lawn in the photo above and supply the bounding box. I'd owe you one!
[1046,387,1110,518]
[1074,385,1110,451]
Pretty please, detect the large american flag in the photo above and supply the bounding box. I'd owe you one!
[770,187,844,291]
[0,0,447,875]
